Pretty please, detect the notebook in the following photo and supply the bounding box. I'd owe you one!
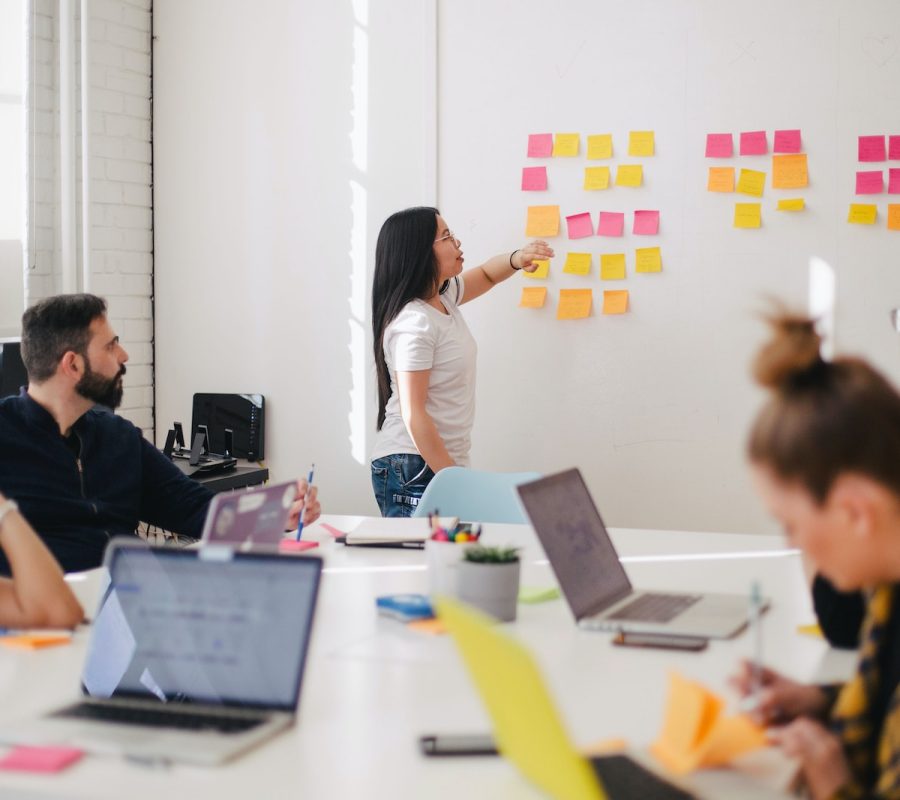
[199,479,296,549]
[437,597,695,800]
[0,540,322,766]
[517,468,760,639]
[342,516,457,548]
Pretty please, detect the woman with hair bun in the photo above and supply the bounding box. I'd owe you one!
[732,311,900,799]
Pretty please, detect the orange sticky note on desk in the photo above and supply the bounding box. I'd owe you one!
[602,290,629,315]
[772,154,808,189]
[707,167,734,193]
[519,286,547,308]
[1,633,72,650]
[526,206,560,237]
[557,289,592,320]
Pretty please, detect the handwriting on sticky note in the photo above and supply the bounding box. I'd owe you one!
[0,746,84,773]
[707,167,734,193]
[633,209,659,235]
[584,166,610,190]
[566,212,594,239]
[597,212,624,237]
[890,136,900,161]
[889,205,900,231]
[615,165,643,188]
[777,198,805,211]
[526,206,560,237]
[889,169,900,194]
[859,135,886,162]
[739,130,767,156]
[734,203,762,229]
[553,133,580,157]
[556,289,593,320]
[635,246,662,273]
[772,154,808,189]
[705,133,732,158]
[773,129,802,153]
[527,133,553,158]
[523,259,550,279]
[587,134,613,159]
[563,252,592,275]
[521,166,548,191]
[519,286,548,308]
[600,253,626,280]
[847,204,877,224]
[856,170,884,194]
[628,131,655,157]
[603,290,629,315]
[736,168,766,197]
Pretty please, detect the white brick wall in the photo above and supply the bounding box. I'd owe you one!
[25,0,154,435]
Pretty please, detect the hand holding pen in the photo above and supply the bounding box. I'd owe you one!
[289,465,319,540]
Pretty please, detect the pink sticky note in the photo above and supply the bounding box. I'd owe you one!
[279,539,319,552]
[859,135,886,162]
[739,130,768,156]
[773,129,802,153]
[0,746,83,773]
[890,136,900,161]
[527,133,553,158]
[320,523,347,538]
[521,166,548,191]
[889,168,900,194]
[705,133,733,158]
[566,212,594,239]
[597,212,625,237]
[633,210,660,235]
[856,170,884,194]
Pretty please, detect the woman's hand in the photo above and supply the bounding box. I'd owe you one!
[286,480,320,530]
[514,240,555,272]
[729,660,830,725]
[770,718,850,800]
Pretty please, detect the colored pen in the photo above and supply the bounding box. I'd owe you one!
[749,581,763,709]
[295,463,315,541]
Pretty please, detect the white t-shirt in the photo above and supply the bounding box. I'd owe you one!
[372,276,477,466]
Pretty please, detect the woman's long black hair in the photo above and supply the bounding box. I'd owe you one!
[372,206,444,431]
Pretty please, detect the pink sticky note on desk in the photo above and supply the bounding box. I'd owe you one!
[527,133,553,158]
[566,212,594,239]
[597,212,625,237]
[856,170,884,194]
[773,129,801,153]
[0,746,83,773]
[705,133,732,158]
[859,135,886,162]
[279,539,319,553]
[889,168,900,194]
[739,130,768,155]
[521,166,547,191]
[890,136,900,161]
[633,210,659,235]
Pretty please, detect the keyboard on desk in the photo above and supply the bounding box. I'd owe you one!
[52,702,266,734]
[606,593,701,623]
[591,754,696,800]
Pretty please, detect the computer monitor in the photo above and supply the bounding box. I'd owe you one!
[0,340,27,399]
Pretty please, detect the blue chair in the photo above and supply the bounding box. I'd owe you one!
[412,467,541,524]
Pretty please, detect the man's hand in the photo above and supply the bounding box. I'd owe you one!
[286,479,320,531]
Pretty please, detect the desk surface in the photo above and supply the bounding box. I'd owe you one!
[2,517,856,799]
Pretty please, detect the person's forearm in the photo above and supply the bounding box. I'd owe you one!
[403,411,456,473]
[479,252,520,286]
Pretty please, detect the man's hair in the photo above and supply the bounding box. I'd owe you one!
[20,294,108,382]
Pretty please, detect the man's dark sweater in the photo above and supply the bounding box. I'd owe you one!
[0,390,213,573]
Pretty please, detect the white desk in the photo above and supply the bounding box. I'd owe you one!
[0,517,856,799]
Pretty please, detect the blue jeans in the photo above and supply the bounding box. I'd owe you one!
[371,454,435,517]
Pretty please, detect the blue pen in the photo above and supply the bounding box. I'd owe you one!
[296,464,315,541]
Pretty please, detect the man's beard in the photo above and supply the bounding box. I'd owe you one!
[76,360,126,409]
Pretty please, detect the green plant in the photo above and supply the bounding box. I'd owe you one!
[463,545,520,564]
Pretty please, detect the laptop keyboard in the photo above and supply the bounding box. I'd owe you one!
[53,702,266,734]
[606,593,701,623]
[591,754,696,799]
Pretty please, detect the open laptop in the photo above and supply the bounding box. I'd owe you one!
[199,479,296,549]
[517,469,759,639]
[436,597,695,800]
[0,540,322,765]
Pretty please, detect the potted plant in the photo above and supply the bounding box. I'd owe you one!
[456,546,521,622]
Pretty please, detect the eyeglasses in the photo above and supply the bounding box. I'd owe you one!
[435,231,460,246]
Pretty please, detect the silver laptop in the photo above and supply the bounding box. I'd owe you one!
[199,479,296,549]
[0,540,322,765]
[517,469,759,639]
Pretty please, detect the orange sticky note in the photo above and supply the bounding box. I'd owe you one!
[519,286,547,308]
[522,259,550,279]
[888,204,900,231]
[557,289,592,320]
[552,133,579,157]
[602,290,629,315]
[525,206,560,237]
[707,167,735,193]
[587,134,613,159]
[407,618,447,635]
[0,634,71,650]
[600,253,626,280]
[772,154,808,189]
[635,246,662,273]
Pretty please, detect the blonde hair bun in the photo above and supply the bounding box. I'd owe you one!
[753,312,823,389]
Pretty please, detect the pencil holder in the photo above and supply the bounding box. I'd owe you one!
[426,540,474,599]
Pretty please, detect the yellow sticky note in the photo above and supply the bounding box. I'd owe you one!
[615,165,643,188]
[583,166,610,190]
[777,198,805,211]
[628,130,655,157]
[797,623,824,638]
[734,203,762,229]
[557,289,592,320]
[587,133,613,159]
[519,286,547,308]
[600,253,626,280]
[736,168,766,197]
[523,259,550,279]
[848,204,877,225]
[635,246,661,273]
[563,252,591,275]
[525,206,560,237]
[552,133,579,157]
[707,167,735,193]
[889,205,900,231]
[602,290,629,315]
[772,154,808,189]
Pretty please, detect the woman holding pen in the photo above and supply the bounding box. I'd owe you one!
[370,207,552,517]
[732,312,900,799]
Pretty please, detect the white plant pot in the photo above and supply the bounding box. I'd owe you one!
[457,560,521,622]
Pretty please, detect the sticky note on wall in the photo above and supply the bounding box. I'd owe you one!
[587,134,613,159]
[566,213,594,239]
[615,165,643,187]
[603,290,629,315]
[527,133,553,158]
[736,169,766,197]
[890,136,900,161]
[707,167,735,193]
[597,212,625,237]
[773,129,802,153]
[557,289,593,320]
[633,210,660,235]
[519,286,547,308]
[888,205,900,231]
[772,154,808,189]
[521,166,548,191]
[777,198,805,211]
[526,206,560,237]
[889,169,900,194]
[563,252,592,275]
[600,253,626,280]
[847,204,877,224]
[739,131,768,156]
[523,259,550,279]
[734,203,762,228]
[705,133,733,158]
[628,131,655,157]
[553,133,580,157]
[635,247,662,273]
[856,171,884,194]
[859,135,886,162]
[584,167,610,190]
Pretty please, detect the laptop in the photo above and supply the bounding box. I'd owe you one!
[517,469,759,639]
[199,479,296,549]
[436,597,695,800]
[0,540,322,765]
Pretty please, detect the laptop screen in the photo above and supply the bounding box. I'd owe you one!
[200,480,296,547]
[517,469,632,620]
[82,544,321,712]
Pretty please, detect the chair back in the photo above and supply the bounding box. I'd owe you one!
[412,467,541,524]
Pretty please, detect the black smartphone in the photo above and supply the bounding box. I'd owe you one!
[419,734,498,757]
[612,631,708,651]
